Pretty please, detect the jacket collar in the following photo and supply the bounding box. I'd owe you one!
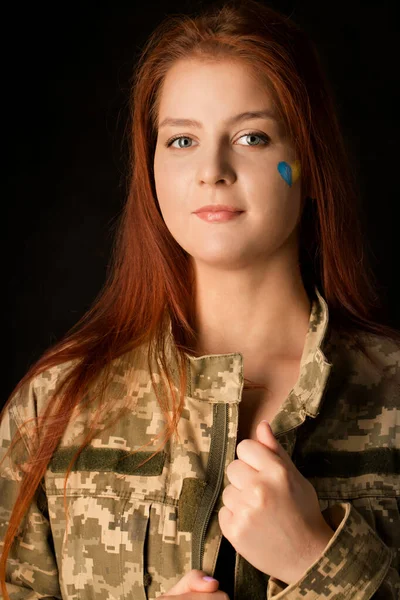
[178,285,333,432]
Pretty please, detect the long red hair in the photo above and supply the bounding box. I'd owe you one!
[1,0,399,592]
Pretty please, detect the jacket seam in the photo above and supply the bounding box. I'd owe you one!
[44,489,180,503]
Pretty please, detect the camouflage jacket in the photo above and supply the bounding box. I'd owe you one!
[1,287,399,599]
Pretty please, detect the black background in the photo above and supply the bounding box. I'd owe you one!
[5,1,400,403]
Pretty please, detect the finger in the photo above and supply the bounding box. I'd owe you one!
[164,594,229,600]
[226,458,257,490]
[236,438,283,472]
[221,483,241,512]
[218,504,234,535]
[162,569,219,596]
[257,420,291,464]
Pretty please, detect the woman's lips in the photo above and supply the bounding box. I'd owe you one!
[194,210,245,223]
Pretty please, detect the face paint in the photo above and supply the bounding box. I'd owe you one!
[277,160,301,187]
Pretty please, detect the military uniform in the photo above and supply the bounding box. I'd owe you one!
[1,286,399,599]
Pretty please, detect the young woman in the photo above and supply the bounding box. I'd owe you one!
[1,1,399,599]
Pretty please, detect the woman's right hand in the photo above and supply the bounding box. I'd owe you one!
[159,569,230,599]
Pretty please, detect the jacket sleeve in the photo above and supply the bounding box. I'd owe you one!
[0,388,62,599]
[266,501,399,599]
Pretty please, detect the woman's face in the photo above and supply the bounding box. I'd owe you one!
[153,58,302,270]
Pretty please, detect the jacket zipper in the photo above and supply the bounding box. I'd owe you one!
[191,402,229,570]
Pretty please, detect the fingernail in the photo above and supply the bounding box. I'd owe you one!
[203,576,218,582]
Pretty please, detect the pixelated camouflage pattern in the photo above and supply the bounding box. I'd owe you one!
[1,285,399,599]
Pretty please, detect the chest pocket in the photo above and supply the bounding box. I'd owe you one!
[45,447,169,600]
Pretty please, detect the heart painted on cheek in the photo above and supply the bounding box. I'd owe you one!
[277,160,301,187]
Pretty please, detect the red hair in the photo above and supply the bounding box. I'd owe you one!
[1,0,399,593]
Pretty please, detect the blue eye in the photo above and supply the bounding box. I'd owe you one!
[165,131,270,148]
[236,132,270,146]
[167,136,193,148]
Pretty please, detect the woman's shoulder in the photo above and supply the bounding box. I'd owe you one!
[322,328,400,424]
[5,358,79,432]
[356,328,400,354]
[5,343,152,431]
[326,327,400,382]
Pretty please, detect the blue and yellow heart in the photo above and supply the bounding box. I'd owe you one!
[277,160,301,187]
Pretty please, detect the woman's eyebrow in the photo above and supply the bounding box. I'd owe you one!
[158,109,276,129]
